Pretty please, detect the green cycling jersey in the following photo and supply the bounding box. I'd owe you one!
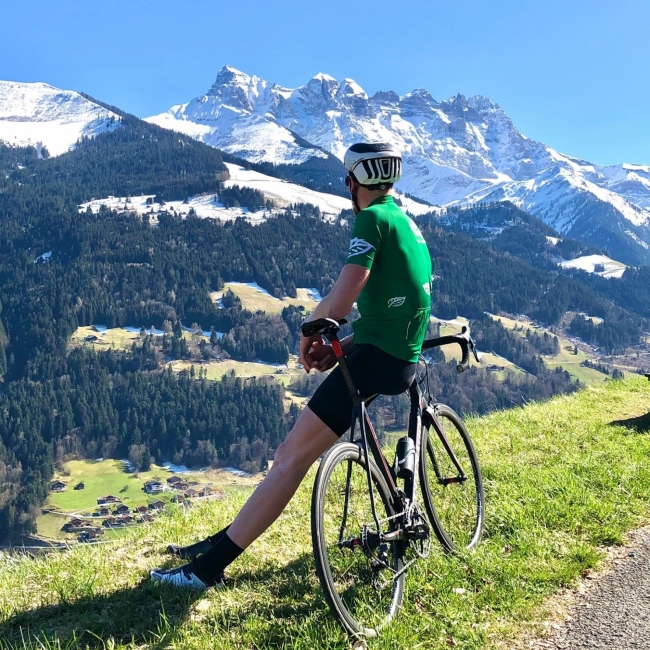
[345,195,432,363]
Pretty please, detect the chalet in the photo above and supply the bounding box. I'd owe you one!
[184,488,198,498]
[74,482,85,490]
[103,516,117,527]
[172,481,189,491]
[68,518,83,528]
[140,513,154,523]
[83,335,99,342]
[51,481,66,492]
[166,476,182,485]
[79,529,102,541]
[198,486,213,497]
[97,507,111,517]
[144,481,164,494]
[136,505,149,514]
[97,495,119,505]
[149,500,166,511]
[171,495,189,505]
[120,515,134,524]
[115,504,131,515]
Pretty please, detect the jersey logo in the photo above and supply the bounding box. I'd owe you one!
[388,296,406,308]
[422,282,431,296]
[348,238,375,258]
[408,219,427,245]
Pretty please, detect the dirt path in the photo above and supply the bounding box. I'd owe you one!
[526,526,650,649]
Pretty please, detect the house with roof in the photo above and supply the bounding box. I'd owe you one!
[135,505,149,514]
[102,516,117,527]
[149,500,166,511]
[97,495,120,505]
[51,480,66,492]
[115,504,131,515]
[166,476,182,485]
[144,481,164,494]
[96,507,111,517]
[74,482,85,490]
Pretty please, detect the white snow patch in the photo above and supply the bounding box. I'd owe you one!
[546,236,560,245]
[162,462,208,475]
[223,466,252,478]
[559,254,627,279]
[34,250,52,262]
[224,163,349,219]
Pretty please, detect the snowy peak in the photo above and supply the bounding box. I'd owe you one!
[146,67,650,264]
[0,80,120,156]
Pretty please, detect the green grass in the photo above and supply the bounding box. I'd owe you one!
[2,378,650,649]
[211,283,318,315]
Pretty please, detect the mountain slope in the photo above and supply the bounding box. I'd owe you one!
[0,81,121,156]
[147,66,650,265]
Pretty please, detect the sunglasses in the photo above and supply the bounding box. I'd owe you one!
[345,175,356,189]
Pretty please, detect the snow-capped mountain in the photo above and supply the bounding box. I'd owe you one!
[0,81,120,157]
[147,66,650,265]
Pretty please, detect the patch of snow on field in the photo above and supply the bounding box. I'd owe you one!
[559,254,627,279]
[224,163,349,219]
[546,236,561,245]
[123,326,165,336]
[223,466,252,478]
[227,281,273,297]
[162,462,208,475]
[78,193,270,225]
[299,288,323,302]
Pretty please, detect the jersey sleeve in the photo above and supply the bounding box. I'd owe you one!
[345,209,383,270]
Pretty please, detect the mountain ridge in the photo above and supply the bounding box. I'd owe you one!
[146,66,650,265]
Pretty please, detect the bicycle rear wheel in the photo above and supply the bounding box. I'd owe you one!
[311,442,405,638]
[419,404,484,552]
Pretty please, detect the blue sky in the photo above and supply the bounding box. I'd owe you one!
[2,0,648,166]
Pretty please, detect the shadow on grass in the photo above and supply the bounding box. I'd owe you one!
[611,412,650,434]
[0,553,334,650]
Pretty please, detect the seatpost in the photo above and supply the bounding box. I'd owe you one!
[324,331,362,405]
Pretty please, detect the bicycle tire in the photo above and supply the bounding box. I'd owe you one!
[419,404,484,552]
[311,442,406,638]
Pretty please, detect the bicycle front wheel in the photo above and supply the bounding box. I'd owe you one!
[311,442,405,638]
[419,404,484,552]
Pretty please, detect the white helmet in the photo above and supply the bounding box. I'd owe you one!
[344,142,402,188]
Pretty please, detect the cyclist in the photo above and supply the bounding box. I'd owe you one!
[150,142,433,589]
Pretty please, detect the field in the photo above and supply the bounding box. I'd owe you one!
[211,282,320,315]
[37,460,263,541]
[487,314,609,384]
[2,377,650,649]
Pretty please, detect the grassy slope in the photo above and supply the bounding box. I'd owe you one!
[211,283,319,315]
[1,378,649,649]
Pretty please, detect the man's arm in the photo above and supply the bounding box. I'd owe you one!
[300,264,369,371]
[305,264,369,323]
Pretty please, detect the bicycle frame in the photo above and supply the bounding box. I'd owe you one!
[330,335,468,542]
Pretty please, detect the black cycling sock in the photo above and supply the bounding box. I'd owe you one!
[208,525,230,546]
[168,525,230,559]
[191,531,243,584]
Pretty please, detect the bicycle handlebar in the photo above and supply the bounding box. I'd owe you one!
[302,319,480,374]
[422,326,480,373]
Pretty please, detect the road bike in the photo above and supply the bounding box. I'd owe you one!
[301,318,485,638]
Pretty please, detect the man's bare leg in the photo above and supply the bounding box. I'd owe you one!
[227,406,339,549]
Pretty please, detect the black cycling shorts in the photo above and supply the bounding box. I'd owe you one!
[307,343,417,437]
